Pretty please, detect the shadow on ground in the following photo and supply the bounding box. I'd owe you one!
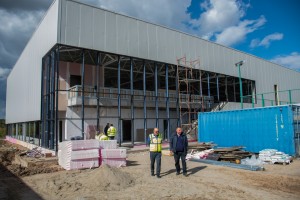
[160,166,207,177]
[0,163,43,199]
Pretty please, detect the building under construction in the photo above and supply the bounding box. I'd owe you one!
[6,0,300,151]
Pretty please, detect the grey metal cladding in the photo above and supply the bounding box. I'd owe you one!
[79,5,93,49]
[93,8,105,50]
[65,0,80,46]
[105,11,117,53]
[138,21,148,58]
[116,15,129,55]
[147,23,157,60]
[128,19,139,57]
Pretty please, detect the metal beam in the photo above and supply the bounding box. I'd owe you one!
[130,57,134,146]
[55,45,60,151]
[96,52,100,131]
[155,63,159,128]
[165,64,170,141]
[117,56,121,147]
[81,50,85,139]
[143,61,147,144]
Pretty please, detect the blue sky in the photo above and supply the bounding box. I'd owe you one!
[0,0,300,118]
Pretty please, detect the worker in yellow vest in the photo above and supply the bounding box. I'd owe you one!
[95,131,109,141]
[99,133,109,141]
[107,124,117,140]
[147,128,162,178]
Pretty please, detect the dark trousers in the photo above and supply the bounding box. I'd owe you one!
[174,151,187,174]
[150,152,161,175]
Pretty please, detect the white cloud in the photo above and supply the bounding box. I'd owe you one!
[0,67,11,80]
[0,9,43,36]
[215,15,266,46]
[197,0,245,38]
[270,52,300,71]
[250,33,283,48]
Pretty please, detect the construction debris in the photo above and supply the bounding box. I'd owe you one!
[190,158,264,171]
[187,146,252,163]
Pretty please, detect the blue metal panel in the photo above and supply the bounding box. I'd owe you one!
[198,105,296,155]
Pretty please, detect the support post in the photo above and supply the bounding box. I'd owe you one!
[155,63,159,128]
[207,73,211,109]
[130,58,134,146]
[165,64,170,141]
[55,45,60,151]
[96,52,100,131]
[237,63,243,109]
[143,61,147,144]
[117,56,121,147]
[289,90,292,104]
[176,65,180,126]
[81,50,85,139]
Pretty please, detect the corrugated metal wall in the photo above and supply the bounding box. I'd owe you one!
[58,0,300,103]
[6,0,59,123]
[198,106,297,155]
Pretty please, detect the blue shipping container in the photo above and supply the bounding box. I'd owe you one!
[198,105,300,156]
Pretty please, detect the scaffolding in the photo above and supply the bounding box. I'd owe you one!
[176,56,202,138]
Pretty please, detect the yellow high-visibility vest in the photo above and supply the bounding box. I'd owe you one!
[149,133,162,152]
[99,134,109,141]
[107,126,117,137]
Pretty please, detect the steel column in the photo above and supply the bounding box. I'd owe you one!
[117,56,121,147]
[50,50,56,149]
[175,65,180,126]
[45,54,51,148]
[199,71,203,112]
[130,58,134,146]
[165,64,170,141]
[96,52,100,131]
[207,73,211,109]
[155,63,159,128]
[216,75,220,103]
[55,46,60,150]
[40,57,45,147]
[143,61,147,144]
[81,50,85,139]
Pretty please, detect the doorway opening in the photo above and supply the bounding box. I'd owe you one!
[122,120,132,141]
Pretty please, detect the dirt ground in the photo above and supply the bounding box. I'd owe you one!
[1,140,300,200]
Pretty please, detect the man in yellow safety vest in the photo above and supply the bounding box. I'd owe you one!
[147,128,162,178]
[107,124,117,140]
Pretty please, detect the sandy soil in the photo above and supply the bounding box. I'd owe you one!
[1,140,300,200]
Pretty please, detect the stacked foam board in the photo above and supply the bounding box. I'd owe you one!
[99,140,127,167]
[58,139,127,170]
[58,140,100,170]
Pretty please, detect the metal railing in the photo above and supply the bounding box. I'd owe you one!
[68,85,210,103]
[243,89,300,108]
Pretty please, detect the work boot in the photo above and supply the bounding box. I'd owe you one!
[156,175,161,178]
[151,172,155,176]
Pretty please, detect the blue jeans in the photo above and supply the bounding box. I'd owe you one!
[174,151,187,174]
[150,152,161,176]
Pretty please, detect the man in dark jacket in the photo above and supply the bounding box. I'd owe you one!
[169,127,188,176]
[104,123,110,136]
